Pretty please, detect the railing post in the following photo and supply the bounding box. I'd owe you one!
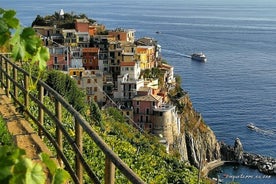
[104,157,115,184]
[55,100,63,167]
[75,119,83,184]
[13,66,18,103]
[24,74,29,108]
[0,56,3,88]
[5,58,10,97]
[38,84,44,138]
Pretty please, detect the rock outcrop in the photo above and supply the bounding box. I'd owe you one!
[220,138,276,175]
[171,92,221,168]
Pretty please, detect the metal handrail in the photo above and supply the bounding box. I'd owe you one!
[0,54,145,184]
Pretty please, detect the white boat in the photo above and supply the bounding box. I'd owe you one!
[191,53,207,62]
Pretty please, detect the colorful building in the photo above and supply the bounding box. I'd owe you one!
[82,47,100,70]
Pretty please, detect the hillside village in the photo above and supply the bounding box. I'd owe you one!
[33,10,181,149]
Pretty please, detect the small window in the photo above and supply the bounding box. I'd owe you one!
[136,101,139,105]
[87,79,91,83]
[94,87,97,92]
[54,57,58,64]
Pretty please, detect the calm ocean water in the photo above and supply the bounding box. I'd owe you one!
[2,0,276,183]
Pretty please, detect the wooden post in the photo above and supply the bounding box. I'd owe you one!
[24,74,29,108]
[38,84,44,138]
[5,59,10,97]
[104,156,115,184]
[75,119,83,184]
[55,100,63,167]
[0,56,3,88]
[13,66,18,103]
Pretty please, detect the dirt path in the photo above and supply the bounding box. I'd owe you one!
[0,88,52,161]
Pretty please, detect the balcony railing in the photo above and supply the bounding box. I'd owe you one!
[0,54,145,184]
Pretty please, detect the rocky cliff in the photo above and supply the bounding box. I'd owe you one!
[170,91,221,168]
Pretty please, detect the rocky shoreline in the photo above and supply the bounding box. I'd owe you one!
[220,138,276,175]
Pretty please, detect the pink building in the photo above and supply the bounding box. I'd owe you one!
[132,88,162,132]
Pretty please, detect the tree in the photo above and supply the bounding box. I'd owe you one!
[45,70,86,113]
[89,99,102,124]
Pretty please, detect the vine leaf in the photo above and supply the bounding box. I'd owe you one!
[11,157,46,184]
[3,10,19,29]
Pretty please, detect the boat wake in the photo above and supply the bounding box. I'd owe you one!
[247,122,276,137]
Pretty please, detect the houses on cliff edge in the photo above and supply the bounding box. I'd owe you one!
[33,12,181,148]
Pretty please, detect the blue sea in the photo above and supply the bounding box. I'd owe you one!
[1,0,276,183]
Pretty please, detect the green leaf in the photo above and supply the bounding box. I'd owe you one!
[26,162,46,184]
[40,153,57,176]
[12,158,46,184]
[3,10,16,20]
[3,10,19,29]
[21,27,39,55]
[52,168,71,184]
[38,46,49,70]
[0,8,5,15]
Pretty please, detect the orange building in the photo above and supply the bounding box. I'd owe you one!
[108,28,135,43]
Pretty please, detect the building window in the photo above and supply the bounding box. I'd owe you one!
[140,116,143,122]
[146,108,150,115]
[94,78,97,83]
[54,56,58,64]
[87,79,91,83]
[146,116,148,122]
[136,101,139,105]
[78,80,81,85]
[136,108,139,114]
[94,87,97,92]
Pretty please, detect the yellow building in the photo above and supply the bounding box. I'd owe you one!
[136,46,155,70]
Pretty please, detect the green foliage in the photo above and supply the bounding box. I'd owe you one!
[0,116,13,146]
[31,11,96,28]
[0,8,49,92]
[45,70,86,113]
[89,99,102,125]
[40,153,71,184]
[105,107,125,123]
[0,146,70,184]
[0,146,45,184]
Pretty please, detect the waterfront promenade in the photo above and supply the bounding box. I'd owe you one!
[201,159,237,177]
